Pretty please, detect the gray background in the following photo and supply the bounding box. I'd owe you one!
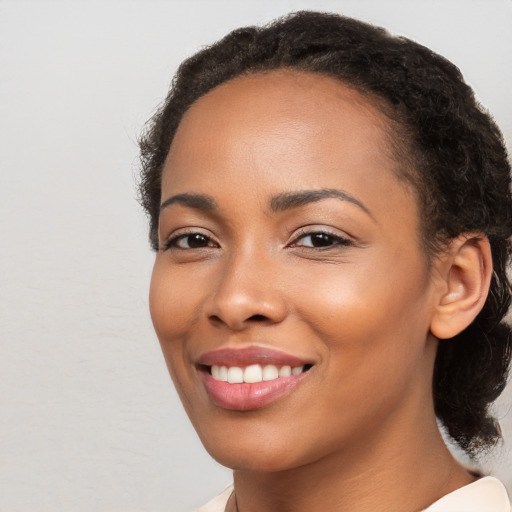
[1,1,511,511]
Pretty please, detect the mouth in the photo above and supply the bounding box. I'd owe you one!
[205,363,313,383]
[196,347,314,411]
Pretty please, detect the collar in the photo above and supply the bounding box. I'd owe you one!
[424,476,511,512]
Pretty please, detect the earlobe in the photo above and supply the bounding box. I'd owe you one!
[430,235,492,340]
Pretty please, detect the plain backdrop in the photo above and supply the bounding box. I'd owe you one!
[1,1,511,511]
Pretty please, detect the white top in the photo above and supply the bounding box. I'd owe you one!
[421,477,510,511]
[197,477,511,512]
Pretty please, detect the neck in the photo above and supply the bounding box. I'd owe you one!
[230,403,474,512]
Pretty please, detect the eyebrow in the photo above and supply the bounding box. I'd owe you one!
[159,188,373,220]
[270,188,373,218]
[160,193,217,212]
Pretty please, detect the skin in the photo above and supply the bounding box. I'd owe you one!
[150,71,477,512]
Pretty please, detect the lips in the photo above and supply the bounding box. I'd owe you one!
[196,347,314,411]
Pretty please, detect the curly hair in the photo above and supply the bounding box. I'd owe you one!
[138,11,512,457]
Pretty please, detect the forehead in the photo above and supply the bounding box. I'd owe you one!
[164,70,398,192]
[185,69,384,124]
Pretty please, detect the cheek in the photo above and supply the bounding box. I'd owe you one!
[288,268,432,443]
[289,251,432,369]
[149,260,206,408]
[149,258,202,343]
[148,260,204,392]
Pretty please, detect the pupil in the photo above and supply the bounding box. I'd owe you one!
[312,233,333,247]
[189,234,208,248]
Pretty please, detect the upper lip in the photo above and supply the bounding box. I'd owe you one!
[196,346,311,368]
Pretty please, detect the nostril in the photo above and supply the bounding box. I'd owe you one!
[207,312,271,330]
[209,315,223,324]
[247,314,268,322]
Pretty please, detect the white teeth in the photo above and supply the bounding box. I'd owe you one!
[244,364,263,383]
[227,366,244,384]
[262,365,279,381]
[211,365,228,381]
[210,364,307,383]
[278,365,292,377]
[218,366,228,381]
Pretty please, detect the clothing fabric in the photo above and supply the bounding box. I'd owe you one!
[196,477,511,512]
[421,477,510,511]
[197,486,233,512]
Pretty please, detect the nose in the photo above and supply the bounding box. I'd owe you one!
[204,250,287,331]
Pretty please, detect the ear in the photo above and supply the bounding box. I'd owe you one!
[430,234,492,340]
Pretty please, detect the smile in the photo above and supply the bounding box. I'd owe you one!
[197,347,314,411]
[210,364,308,383]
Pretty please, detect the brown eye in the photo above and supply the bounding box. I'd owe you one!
[294,232,351,248]
[184,234,211,248]
[165,233,216,250]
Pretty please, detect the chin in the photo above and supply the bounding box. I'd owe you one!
[195,420,309,473]
[209,446,301,474]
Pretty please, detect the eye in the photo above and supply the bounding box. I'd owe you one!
[292,231,352,249]
[164,232,217,250]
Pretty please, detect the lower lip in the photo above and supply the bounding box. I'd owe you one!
[201,371,309,411]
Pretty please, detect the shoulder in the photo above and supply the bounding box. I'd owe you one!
[196,485,233,512]
[423,476,511,512]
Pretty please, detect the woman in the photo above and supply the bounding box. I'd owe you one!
[138,11,512,512]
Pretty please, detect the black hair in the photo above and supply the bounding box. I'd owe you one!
[138,11,512,457]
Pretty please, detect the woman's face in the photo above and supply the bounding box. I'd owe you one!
[150,71,441,472]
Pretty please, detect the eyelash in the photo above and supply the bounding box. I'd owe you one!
[162,229,352,252]
[290,229,353,250]
[163,231,218,251]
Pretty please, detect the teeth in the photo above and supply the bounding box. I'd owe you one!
[211,365,221,380]
[211,365,229,381]
[278,365,292,377]
[210,364,307,383]
[262,365,279,381]
[227,366,244,384]
[218,366,228,381]
[244,364,262,383]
